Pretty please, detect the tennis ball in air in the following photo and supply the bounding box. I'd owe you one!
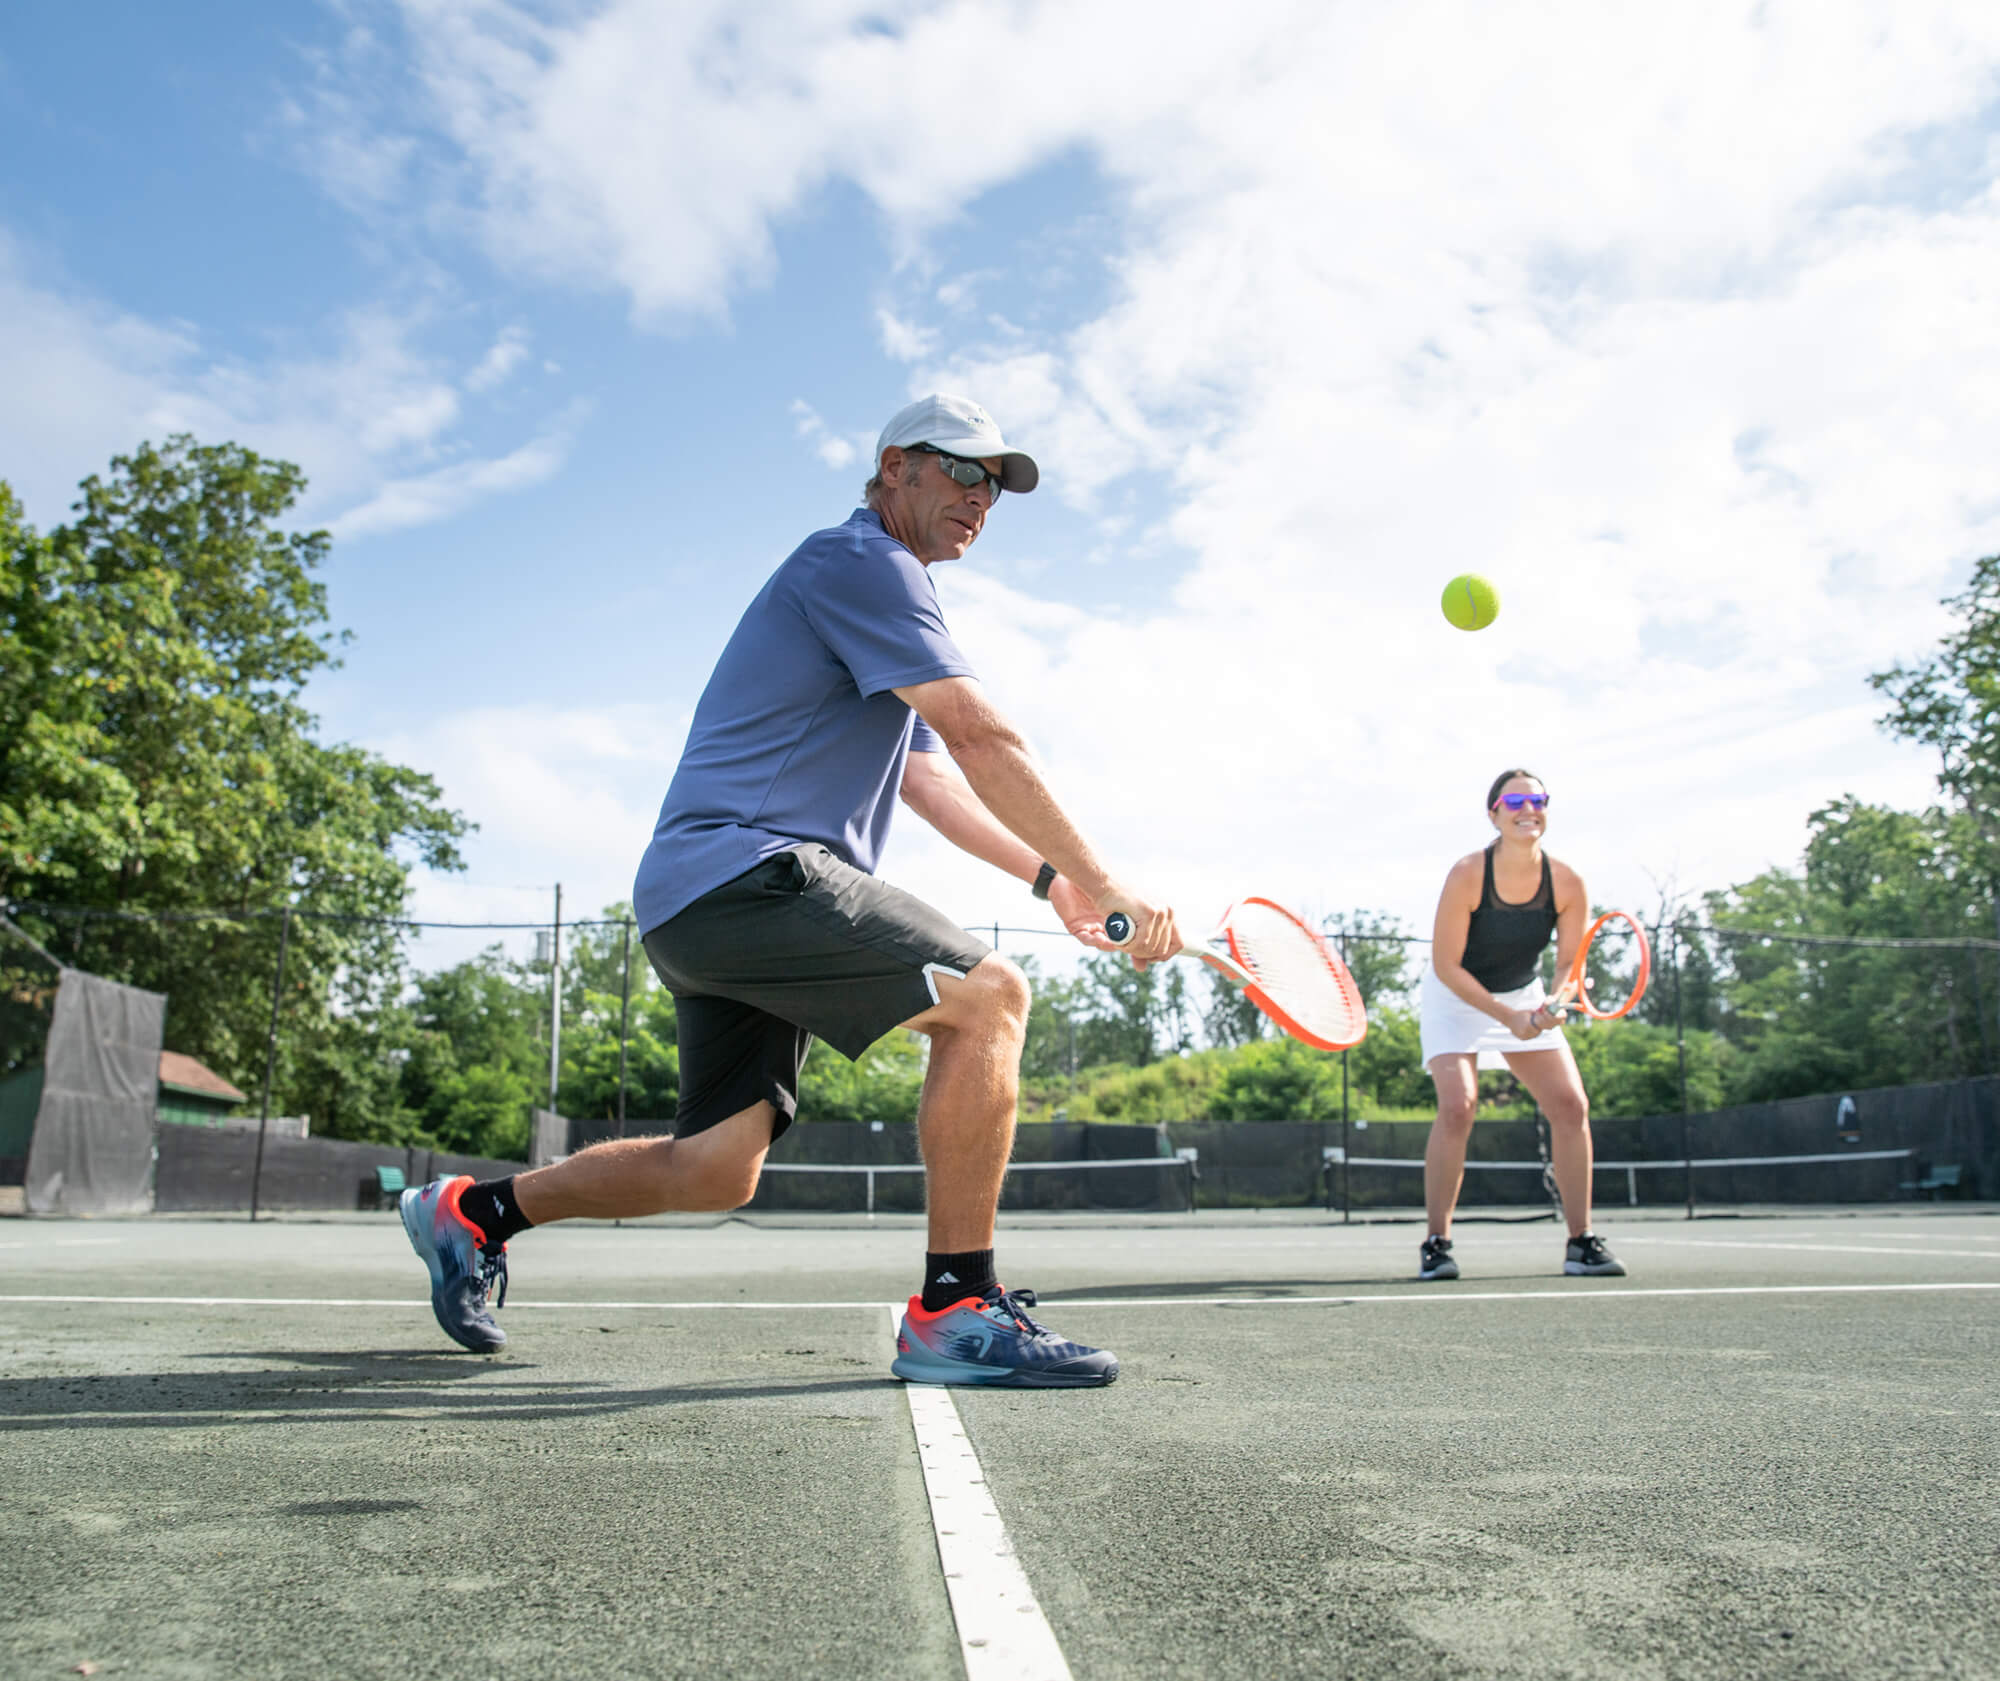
[1441,573,1500,631]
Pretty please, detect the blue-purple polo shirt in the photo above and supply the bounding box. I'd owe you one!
[632,508,975,934]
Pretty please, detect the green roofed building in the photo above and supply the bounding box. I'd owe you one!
[155,1052,249,1127]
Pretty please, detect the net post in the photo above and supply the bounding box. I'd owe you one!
[615,918,633,1138]
[1338,930,1352,1224]
[1674,923,1694,1220]
[249,905,292,1225]
[866,1167,876,1218]
[546,883,563,1114]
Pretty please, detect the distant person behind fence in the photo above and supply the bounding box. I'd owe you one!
[398,393,1180,1385]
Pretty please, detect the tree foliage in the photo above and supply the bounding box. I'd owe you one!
[1,440,468,1136]
[1701,799,1998,1100]
[1871,553,2000,837]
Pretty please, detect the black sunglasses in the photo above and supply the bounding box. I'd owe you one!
[911,444,1004,502]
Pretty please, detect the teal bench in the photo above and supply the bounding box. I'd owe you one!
[364,1165,407,1211]
[1898,1163,1962,1200]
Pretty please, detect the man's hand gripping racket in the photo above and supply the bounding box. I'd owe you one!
[1105,898,1368,1051]
[1544,909,1652,1021]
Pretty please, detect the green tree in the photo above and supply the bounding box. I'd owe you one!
[0,440,468,1139]
[1325,909,1417,1003]
[798,1031,926,1126]
[1202,964,1266,1047]
[398,950,541,1152]
[1565,1019,1727,1117]
[1071,952,1163,1066]
[1345,1004,1433,1111]
[1212,1036,1342,1120]
[1871,554,2000,853]
[1705,799,1997,1098]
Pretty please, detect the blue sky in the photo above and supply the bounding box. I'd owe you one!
[6,1,2000,976]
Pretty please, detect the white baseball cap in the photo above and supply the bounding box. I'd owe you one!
[875,393,1039,494]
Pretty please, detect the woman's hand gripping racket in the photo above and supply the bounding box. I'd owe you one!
[1105,897,1368,1051]
[1545,909,1652,1021]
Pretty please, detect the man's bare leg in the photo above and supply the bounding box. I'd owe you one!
[888,953,1118,1385]
[901,955,1032,1253]
[514,1102,776,1224]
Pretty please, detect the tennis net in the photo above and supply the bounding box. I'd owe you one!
[1327,1146,1920,1214]
[747,1153,1197,1215]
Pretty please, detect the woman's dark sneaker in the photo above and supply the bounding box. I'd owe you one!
[1563,1231,1627,1276]
[1418,1235,1459,1281]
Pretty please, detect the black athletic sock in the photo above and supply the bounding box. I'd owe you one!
[459,1176,533,1248]
[920,1249,996,1312]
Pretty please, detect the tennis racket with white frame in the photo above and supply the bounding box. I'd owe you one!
[1546,908,1652,1021]
[1104,897,1368,1051]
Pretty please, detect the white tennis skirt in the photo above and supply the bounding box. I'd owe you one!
[1418,965,1566,1069]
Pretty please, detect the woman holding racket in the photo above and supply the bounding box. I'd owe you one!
[1415,769,1626,1281]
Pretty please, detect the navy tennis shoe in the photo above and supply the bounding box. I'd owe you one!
[892,1287,1117,1387]
[1418,1234,1460,1281]
[401,1175,509,1352]
[1564,1231,1627,1276]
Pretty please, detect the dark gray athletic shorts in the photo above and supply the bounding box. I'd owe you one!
[641,843,992,1142]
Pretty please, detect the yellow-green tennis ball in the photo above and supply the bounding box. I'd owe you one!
[1441,573,1500,631]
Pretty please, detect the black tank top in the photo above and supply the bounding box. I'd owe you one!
[1459,843,1556,993]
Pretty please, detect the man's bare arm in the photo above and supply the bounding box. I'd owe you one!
[894,676,1114,899]
[899,747,1043,883]
[894,675,1178,959]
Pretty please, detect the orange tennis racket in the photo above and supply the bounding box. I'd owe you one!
[1547,909,1651,1021]
[1105,897,1368,1051]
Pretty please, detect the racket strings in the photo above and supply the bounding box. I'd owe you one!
[1226,903,1367,1049]
[1569,912,1652,1020]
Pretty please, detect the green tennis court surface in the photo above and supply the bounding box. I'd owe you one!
[5,1209,1998,1679]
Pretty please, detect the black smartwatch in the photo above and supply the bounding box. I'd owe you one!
[1031,862,1057,901]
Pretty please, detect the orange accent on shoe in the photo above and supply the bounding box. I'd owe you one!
[436,1175,494,1248]
[904,1292,991,1323]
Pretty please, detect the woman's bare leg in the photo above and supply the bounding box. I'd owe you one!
[1424,1054,1480,1238]
[1503,1043,1592,1239]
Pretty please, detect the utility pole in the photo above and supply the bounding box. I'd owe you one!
[547,883,562,1114]
[249,905,293,1224]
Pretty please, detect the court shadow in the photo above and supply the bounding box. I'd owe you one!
[0,1366,889,1431]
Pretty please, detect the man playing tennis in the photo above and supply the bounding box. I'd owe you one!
[400,393,1179,1386]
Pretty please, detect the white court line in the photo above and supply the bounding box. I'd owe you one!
[1840,1230,2000,1243]
[6,1282,2000,1310]
[889,1306,1071,1681]
[1621,1237,2000,1260]
[0,1239,121,1250]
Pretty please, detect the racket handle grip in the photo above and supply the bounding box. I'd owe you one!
[1104,911,1133,945]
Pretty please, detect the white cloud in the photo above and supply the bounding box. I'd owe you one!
[311,1,1999,934]
[327,410,579,539]
[875,307,937,362]
[377,700,688,969]
[790,398,860,470]
[465,325,531,392]
[0,236,574,539]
